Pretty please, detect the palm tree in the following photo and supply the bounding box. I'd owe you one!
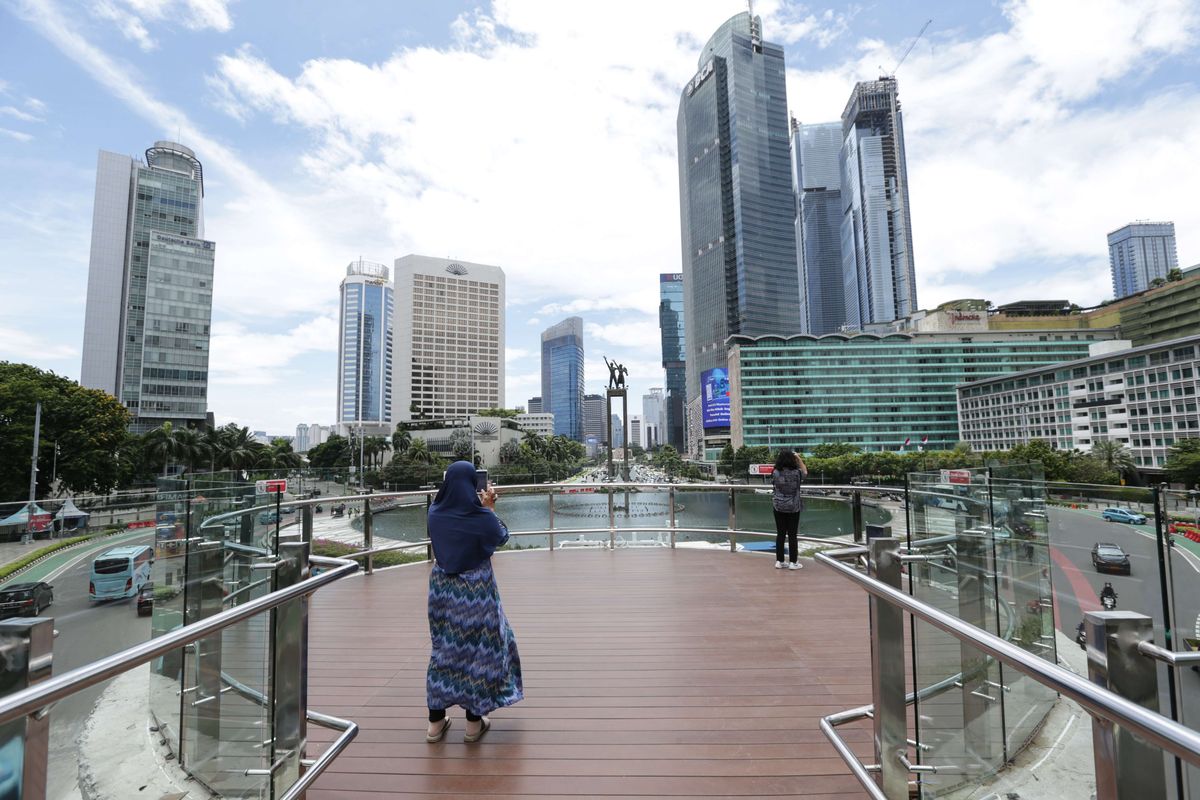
[392,429,412,457]
[201,427,225,472]
[404,438,438,466]
[1091,439,1136,479]
[219,425,262,470]
[142,422,185,476]
[174,428,209,473]
[373,437,391,469]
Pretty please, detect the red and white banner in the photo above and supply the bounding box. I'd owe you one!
[748,464,774,475]
[940,469,972,485]
[256,479,288,494]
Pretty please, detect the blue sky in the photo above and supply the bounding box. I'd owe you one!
[1,0,1198,434]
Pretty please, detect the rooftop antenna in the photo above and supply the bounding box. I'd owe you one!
[880,18,932,78]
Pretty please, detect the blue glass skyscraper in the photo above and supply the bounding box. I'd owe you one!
[677,12,800,457]
[541,317,585,441]
[793,120,847,335]
[338,260,393,429]
[839,77,917,327]
[658,274,686,450]
[1108,222,1178,299]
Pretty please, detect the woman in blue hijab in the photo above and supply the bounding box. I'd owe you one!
[424,460,523,743]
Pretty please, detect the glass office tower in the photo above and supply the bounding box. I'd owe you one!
[541,317,585,440]
[677,12,800,458]
[658,274,687,450]
[793,120,847,335]
[338,260,394,430]
[81,141,214,433]
[1108,221,1178,299]
[840,78,917,328]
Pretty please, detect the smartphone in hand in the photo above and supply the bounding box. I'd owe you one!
[475,469,489,492]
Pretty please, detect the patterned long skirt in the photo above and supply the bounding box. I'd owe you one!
[426,560,524,716]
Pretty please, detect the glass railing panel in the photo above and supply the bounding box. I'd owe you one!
[611,486,672,548]
[672,488,730,546]
[1163,487,1200,798]
[907,469,1008,791]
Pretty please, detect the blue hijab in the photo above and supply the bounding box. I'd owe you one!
[427,460,509,574]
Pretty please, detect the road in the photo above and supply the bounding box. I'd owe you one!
[2,530,155,800]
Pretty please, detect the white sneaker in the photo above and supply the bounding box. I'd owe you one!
[788,562,801,570]
[775,561,784,569]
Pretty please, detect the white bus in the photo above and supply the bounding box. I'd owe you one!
[90,545,154,601]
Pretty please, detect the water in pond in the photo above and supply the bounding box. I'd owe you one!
[363,490,892,548]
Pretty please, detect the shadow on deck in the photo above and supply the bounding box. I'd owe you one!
[306,547,874,798]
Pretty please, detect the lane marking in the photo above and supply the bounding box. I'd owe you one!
[1029,712,1078,774]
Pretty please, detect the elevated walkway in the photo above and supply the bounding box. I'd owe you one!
[305,548,873,798]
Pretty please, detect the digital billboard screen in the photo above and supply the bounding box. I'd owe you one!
[701,367,730,429]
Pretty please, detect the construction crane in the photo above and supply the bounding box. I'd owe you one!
[881,18,932,78]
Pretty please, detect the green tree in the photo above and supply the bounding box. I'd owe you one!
[307,434,351,469]
[653,445,685,478]
[391,428,412,456]
[1167,438,1200,488]
[716,443,735,475]
[811,442,860,458]
[1090,439,1135,479]
[1168,267,1184,282]
[0,362,133,498]
[449,429,473,460]
[477,408,520,418]
[499,440,522,464]
[142,422,188,476]
[732,446,771,479]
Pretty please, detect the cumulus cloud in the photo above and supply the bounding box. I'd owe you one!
[208,314,338,386]
[0,326,78,361]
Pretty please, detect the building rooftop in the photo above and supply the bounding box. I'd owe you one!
[305,548,872,798]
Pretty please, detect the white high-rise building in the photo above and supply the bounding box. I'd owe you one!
[81,141,214,433]
[393,255,505,422]
[337,260,393,437]
[629,415,642,450]
[641,388,665,449]
[515,412,554,438]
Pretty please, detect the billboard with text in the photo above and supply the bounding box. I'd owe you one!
[701,367,730,429]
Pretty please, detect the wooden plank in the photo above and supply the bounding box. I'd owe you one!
[307,548,874,798]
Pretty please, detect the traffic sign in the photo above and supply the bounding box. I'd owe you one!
[748,464,774,476]
[256,479,288,494]
[940,469,971,485]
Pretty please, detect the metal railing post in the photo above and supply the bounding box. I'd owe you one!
[608,491,616,550]
[669,486,677,549]
[868,537,907,798]
[0,617,53,799]
[301,505,313,546]
[852,490,864,543]
[362,497,373,575]
[1087,611,1167,800]
[426,493,433,561]
[548,492,555,551]
[267,539,310,797]
[728,488,737,552]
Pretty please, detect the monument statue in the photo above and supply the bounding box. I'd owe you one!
[603,357,629,391]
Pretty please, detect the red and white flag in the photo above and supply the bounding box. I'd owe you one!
[903,437,911,446]
[921,435,928,444]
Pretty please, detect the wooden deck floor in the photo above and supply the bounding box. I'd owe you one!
[306,548,875,798]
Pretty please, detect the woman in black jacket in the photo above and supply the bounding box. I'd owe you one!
[771,449,809,570]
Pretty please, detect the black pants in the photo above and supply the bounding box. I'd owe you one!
[774,509,800,563]
[430,708,481,723]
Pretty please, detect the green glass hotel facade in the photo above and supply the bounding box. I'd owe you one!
[728,330,1119,453]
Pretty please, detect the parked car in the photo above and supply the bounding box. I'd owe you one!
[1092,542,1132,575]
[1102,507,1147,525]
[0,582,54,618]
[258,510,281,525]
[136,582,155,616]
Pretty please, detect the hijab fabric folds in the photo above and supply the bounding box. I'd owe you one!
[427,460,509,574]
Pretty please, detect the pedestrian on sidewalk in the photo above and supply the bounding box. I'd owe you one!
[424,460,523,744]
[772,448,809,570]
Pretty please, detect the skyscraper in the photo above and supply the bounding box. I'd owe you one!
[541,317,585,440]
[642,388,665,450]
[1108,222,1178,298]
[793,119,847,335]
[527,396,543,414]
[839,77,917,328]
[583,393,606,444]
[81,141,214,433]
[610,413,624,448]
[658,274,686,451]
[337,260,393,434]
[393,255,506,421]
[677,12,800,458]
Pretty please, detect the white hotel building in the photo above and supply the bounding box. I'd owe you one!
[957,336,1200,471]
[393,255,505,422]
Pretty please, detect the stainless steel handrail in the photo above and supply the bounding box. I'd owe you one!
[0,554,358,725]
[816,546,1200,770]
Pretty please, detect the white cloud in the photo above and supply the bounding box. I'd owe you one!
[0,128,33,142]
[208,314,338,386]
[0,326,78,361]
[585,320,662,349]
[504,346,532,364]
[0,105,42,122]
[786,0,1200,306]
[90,0,233,49]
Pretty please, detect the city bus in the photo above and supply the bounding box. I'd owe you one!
[89,545,154,601]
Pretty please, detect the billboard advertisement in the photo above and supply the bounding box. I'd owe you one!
[701,367,730,429]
